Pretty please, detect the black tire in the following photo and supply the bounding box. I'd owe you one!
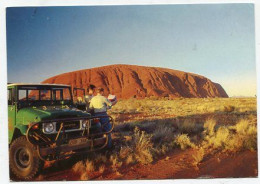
[9,136,43,180]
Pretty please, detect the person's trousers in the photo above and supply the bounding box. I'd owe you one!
[95,112,112,148]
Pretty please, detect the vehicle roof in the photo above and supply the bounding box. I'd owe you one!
[7,83,71,87]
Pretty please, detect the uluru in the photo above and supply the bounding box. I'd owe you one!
[42,64,228,99]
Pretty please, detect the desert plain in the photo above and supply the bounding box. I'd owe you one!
[31,97,257,181]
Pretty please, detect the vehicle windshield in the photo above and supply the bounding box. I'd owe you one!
[18,85,73,107]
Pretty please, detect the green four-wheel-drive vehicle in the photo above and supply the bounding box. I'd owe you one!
[8,83,114,180]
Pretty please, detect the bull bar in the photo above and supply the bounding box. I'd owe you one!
[26,115,114,161]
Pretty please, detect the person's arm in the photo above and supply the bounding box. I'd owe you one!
[104,97,112,108]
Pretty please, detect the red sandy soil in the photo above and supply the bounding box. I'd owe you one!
[35,149,257,181]
[42,64,228,99]
[97,150,257,180]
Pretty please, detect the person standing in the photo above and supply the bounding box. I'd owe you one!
[85,84,96,113]
[89,87,113,148]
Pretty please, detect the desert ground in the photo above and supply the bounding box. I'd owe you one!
[32,97,257,181]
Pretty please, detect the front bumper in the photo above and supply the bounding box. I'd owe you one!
[39,136,107,158]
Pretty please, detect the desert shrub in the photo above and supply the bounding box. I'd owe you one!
[119,146,132,159]
[243,131,257,151]
[72,161,85,174]
[202,119,257,152]
[160,145,169,155]
[125,154,135,165]
[137,122,157,133]
[235,119,252,134]
[110,154,122,171]
[72,161,89,180]
[232,119,257,151]
[177,120,203,134]
[98,165,105,174]
[205,126,230,149]
[114,127,154,166]
[224,134,244,152]
[85,160,95,172]
[174,134,195,150]
[152,124,175,143]
[203,118,216,136]
[224,105,235,112]
[132,127,154,164]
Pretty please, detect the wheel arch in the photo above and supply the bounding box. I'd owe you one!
[10,128,24,144]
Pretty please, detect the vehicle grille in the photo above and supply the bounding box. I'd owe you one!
[56,121,81,131]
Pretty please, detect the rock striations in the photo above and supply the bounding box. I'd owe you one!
[42,64,228,98]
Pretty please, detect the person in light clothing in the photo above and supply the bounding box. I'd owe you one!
[89,87,113,148]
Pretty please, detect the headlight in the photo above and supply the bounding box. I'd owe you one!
[82,120,88,129]
[43,122,55,133]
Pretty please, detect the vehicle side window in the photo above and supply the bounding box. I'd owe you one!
[63,88,71,100]
[28,90,39,100]
[53,90,62,100]
[19,90,27,101]
[8,89,12,105]
[40,90,51,100]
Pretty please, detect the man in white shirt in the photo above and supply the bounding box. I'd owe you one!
[89,87,113,148]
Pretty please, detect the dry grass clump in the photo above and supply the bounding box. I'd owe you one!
[174,134,195,150]
[132,127,154,164]
[192,147,205,168]
[72,158,99,180]
[234,119,256,134]
[125,154,135,165]
[110,154,123,171]
[116,127,154,165]
[72,161,89,180]
[119,146,133,160]
[227,119,257,151]
[204,126,230,149]
[72,161,85,174]
[202,118,257,152]
[98,165,105,174]
[85,160,95,172]
[203,118,216,136]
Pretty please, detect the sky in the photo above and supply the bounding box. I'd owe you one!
[6,4,256,97]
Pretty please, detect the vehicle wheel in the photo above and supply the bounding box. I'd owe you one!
[9,136,43,180]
